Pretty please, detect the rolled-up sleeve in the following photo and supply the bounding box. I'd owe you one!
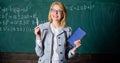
[35,37,44,57]
[66,27,76,59]
[68,49,75,58]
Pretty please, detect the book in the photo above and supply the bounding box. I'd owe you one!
[67,27,86,46]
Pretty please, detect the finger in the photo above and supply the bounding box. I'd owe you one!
[34,27,38,30]
[34,27,40,34]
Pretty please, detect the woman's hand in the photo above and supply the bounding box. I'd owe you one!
[34,26,41,40]
[72,40,82,52]
[74,40,81,49]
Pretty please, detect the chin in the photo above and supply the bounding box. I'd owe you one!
[53,18,60,21]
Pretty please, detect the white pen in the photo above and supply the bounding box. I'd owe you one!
[36,17,39,26]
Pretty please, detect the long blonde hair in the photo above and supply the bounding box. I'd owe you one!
[48,1,67,27]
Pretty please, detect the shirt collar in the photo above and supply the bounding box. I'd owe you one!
[50,23,64,36]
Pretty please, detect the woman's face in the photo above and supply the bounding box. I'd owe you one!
[51,5,63,22]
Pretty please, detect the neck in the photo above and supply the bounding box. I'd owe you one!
[52,21,60,28]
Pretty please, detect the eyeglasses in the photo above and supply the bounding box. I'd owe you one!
[51,9,63,14]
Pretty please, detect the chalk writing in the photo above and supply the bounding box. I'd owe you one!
[66,4,94,11]
[0,1,95,32]
[0,27,33,32]
[0,1,37,32]
[0,13,37,19]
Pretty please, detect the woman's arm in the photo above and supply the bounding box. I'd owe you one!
[34,26,44,57]
[35,39,44,57]
[65,27,82,59]
[67,40,81,59]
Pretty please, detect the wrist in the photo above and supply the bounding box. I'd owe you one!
[72,47,77,52]
[36,35,41,40]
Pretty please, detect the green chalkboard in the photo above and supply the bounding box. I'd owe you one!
[0,0,120,54]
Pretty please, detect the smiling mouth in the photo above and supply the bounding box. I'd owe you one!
[53,15,59,18]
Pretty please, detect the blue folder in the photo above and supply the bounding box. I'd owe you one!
[67,27,86,46]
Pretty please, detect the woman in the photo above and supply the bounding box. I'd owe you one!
[34,1,81,63]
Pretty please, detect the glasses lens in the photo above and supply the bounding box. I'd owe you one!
[51,9,62,14]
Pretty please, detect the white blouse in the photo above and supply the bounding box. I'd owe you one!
[50,24,60,61]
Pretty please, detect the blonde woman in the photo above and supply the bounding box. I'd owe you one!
[34,1,81,63]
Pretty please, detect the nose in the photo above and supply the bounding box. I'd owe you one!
[55,10,58,14]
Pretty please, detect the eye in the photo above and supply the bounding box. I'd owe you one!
[51,9,56,12]
[58,10,62,14]
[51,9,63,14]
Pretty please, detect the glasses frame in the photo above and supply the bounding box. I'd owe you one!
[51,9,63,14]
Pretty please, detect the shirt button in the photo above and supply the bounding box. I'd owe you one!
[60,52,62,54]
[59,44,61,46]
[61,60,63,62]
[58,37,60,39]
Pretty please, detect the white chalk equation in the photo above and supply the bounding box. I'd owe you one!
[0,6,28,14]
[0,19,48,26]
[0,19,48,32]
[0,13,37,20]
[0,27,33,32]
[66,4,95,11]
[0,3,47,32]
